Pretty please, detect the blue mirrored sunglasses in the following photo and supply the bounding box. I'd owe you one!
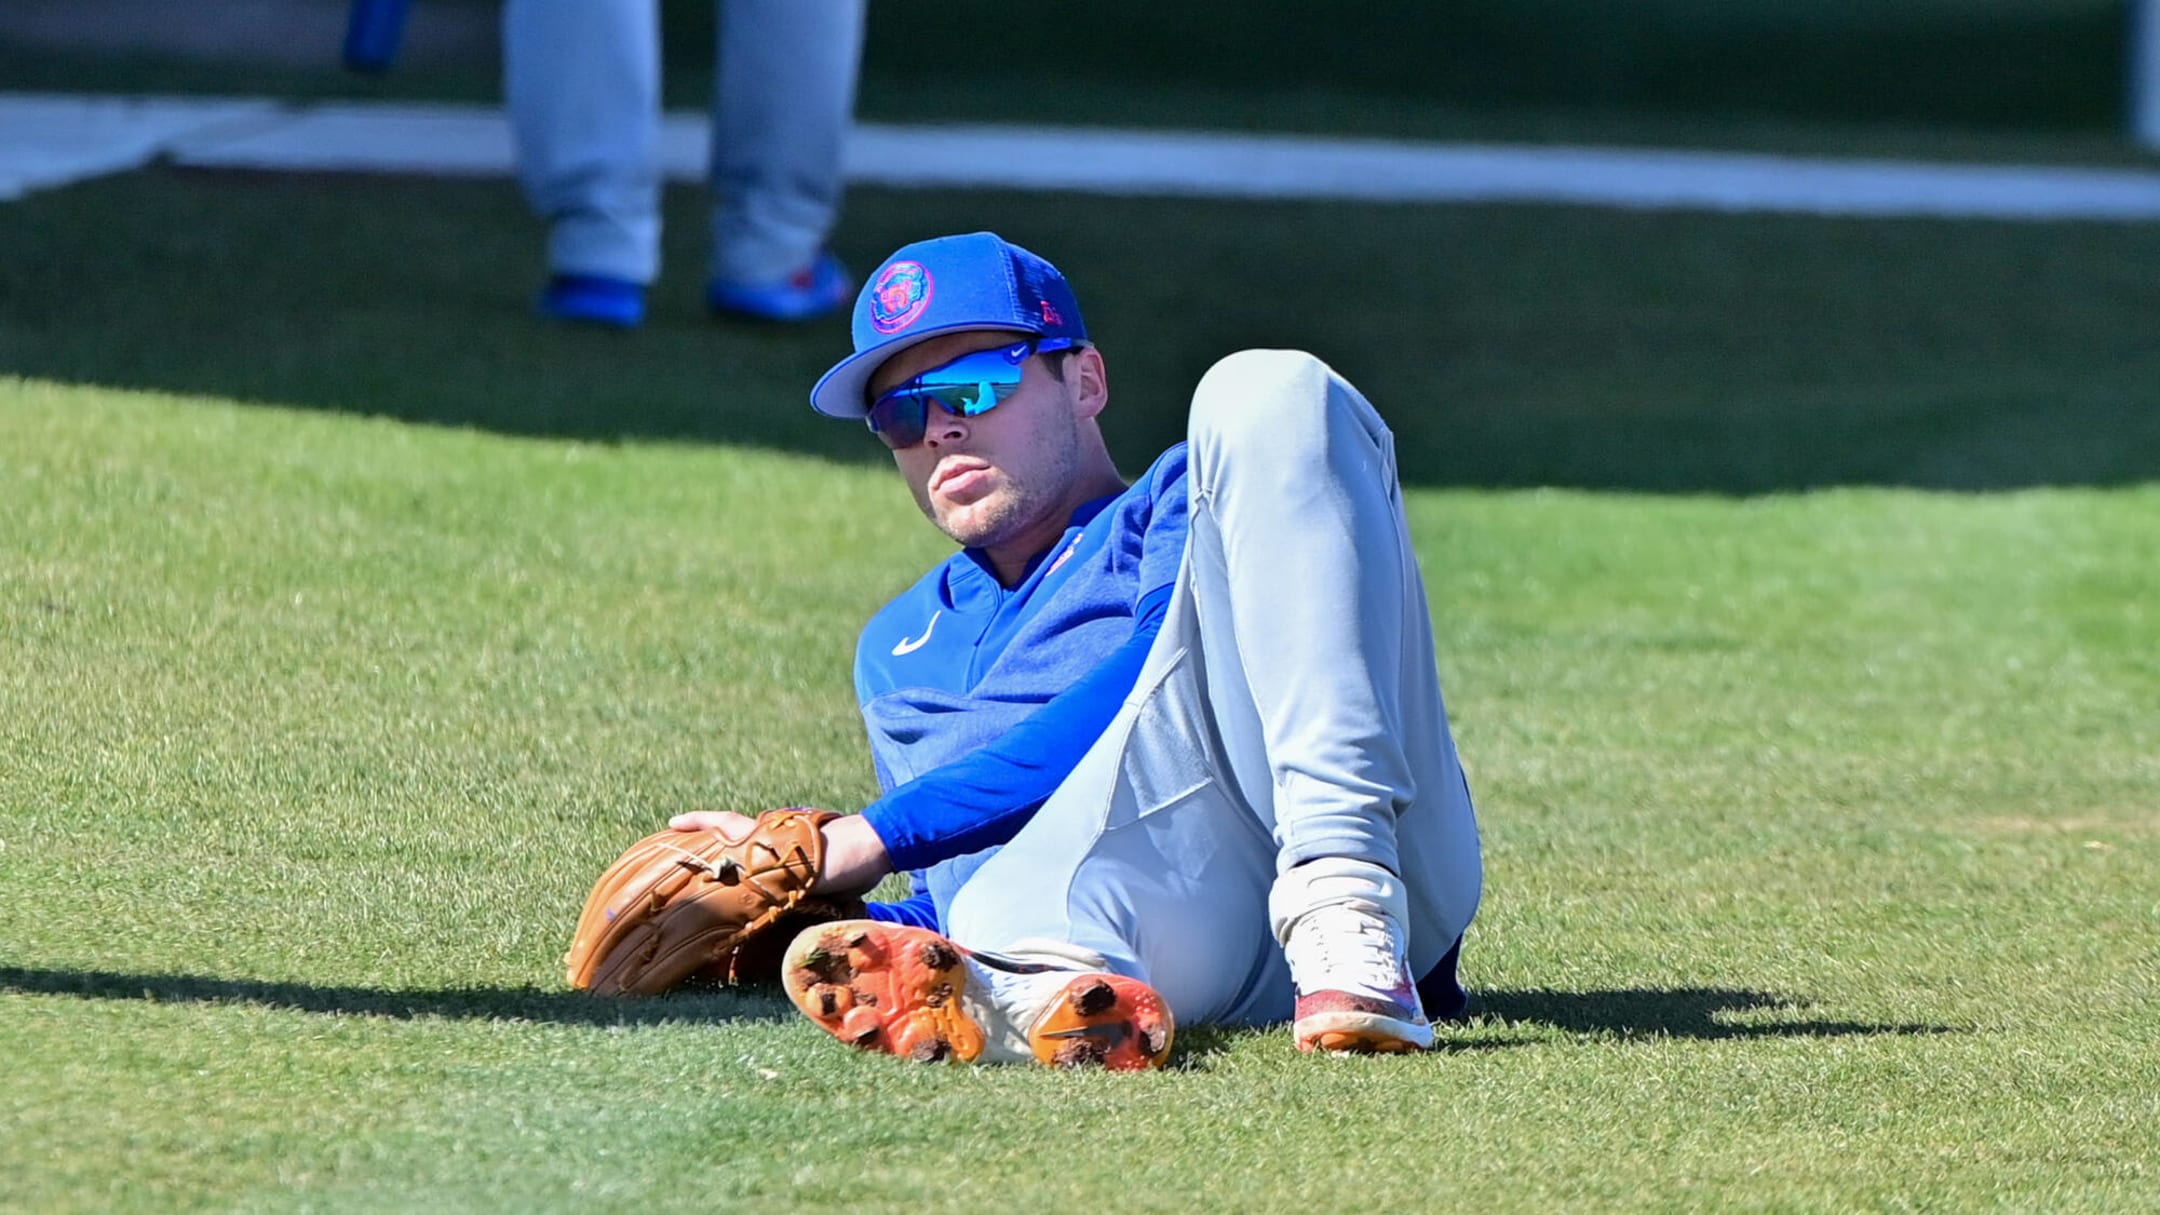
[865,337,1082,450]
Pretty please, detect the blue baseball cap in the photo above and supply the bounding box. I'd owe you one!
[809,232,1088,419]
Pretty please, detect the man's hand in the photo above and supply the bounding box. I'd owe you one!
[670,809,891,897]
[813,814,892,897]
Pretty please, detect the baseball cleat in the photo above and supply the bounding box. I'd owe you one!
[537,273,646,328]
[1275,861,1435,1055]
[707,250,852,323]
[781,921,1173,1070]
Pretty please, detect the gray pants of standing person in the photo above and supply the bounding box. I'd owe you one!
[502,0,865,287]
[945,350,1486,1027]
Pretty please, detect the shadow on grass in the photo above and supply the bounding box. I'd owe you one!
[5,168,2160,492]
[1167,986,1947,1066]
[1165,1025,1544,1069]
[1470,986,1951,1041]
[0,965,794,1027]
[7,968,1952,1068]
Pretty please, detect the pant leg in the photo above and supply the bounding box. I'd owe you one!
[945,570,1289,1025]
[944,350,1483,1027]
[502,0,663,283]
[1187,350,1484,976]
[709,0,865,284]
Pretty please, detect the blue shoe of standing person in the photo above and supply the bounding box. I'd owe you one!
[707,251,853,323]
[537,274,646,329]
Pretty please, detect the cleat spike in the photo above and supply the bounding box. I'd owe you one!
[841,1005,883,1047]
[1069,979,1117,1016]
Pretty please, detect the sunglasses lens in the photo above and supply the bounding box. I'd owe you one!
[866,344,1039,449]
[924,377,1019,416]
[920,348,1027,413]
[866,392,928,450]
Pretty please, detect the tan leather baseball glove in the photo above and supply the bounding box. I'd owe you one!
[565,808,864,995]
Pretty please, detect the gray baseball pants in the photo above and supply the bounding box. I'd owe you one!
[502,0,865,286]
[945,350,1485,1026]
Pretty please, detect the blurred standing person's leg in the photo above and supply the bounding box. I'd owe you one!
[706,0,864,320]
[504,0,661,327]
[503,0,862,328]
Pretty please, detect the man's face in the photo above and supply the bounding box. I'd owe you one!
[867,329,1097,552]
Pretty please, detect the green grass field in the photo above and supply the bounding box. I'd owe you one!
[7,171,2160,492]
[4,166,2158,1211]
[6,371,2158,1212]
[5,16,2160,1204]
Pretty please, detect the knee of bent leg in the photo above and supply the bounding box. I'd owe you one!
[1187,349,1335,460]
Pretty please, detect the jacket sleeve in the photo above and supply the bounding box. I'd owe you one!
[857,583,1172,872]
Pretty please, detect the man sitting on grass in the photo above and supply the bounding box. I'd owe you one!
[676,232,1484,1068]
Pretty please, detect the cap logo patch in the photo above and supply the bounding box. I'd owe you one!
[1040,299,1064,326]
[869,261,933,334]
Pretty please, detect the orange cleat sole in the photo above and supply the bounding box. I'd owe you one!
[782,921,986,1063]
[1027,972,1174,1070]
[781,921,1173,1070]
[1297,1026,1427,1054]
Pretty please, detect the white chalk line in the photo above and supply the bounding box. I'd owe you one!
[6,92,2160,221]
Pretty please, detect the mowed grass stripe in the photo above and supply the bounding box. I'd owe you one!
[7,171,2160,495]
[3,379,2156,1212]
[3,378,924,984]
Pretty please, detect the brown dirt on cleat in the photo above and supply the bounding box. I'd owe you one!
[1140,1024,1169,1057]
[1028,974,1174,1071]
[844,937,886,971]
[781,921,987,1064]
[1050,1037,1110,1068]
[1069,979,1117,1016]
[795,942,854,985]
[813,984,849,1017]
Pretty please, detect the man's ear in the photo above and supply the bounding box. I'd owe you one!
[1067,347,1109,420]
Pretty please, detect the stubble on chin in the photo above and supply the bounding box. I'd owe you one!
[933,481,1027,550]
[908,472,997,549]
[917,399,1085,551]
